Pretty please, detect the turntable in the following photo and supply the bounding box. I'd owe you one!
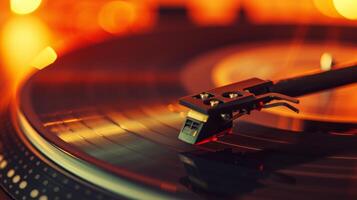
[2,1,357,200]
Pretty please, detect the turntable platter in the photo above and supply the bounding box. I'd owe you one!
[15,25,357,199]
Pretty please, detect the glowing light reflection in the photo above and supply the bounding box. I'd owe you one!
[320,52,334,71]
[333,0,357,20]
[59,125,126,143]
[10,0,42,15]
[1,16,52,85]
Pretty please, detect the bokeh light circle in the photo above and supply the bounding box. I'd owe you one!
[333,0,357,20]
[10,0,42,15]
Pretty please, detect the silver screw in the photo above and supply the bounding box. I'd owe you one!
[221,113,231,120]
[228,93,239,98]
[199,93,210,100]
[210,99,220,107]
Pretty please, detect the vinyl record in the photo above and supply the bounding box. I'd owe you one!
[15,24,357,199]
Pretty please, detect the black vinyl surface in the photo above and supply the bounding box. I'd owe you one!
[16,22,357,199]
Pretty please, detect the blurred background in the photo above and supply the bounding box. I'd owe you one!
[0,0,357,104]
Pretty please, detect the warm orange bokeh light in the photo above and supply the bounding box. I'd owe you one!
[320,52,334,71]
[188,0,239,25]
[98,1,137,34]
[98,1,155,34]
[1,16,52,85]
[243,0,351,24]
[30,46,57,70]
[244,0,311,23]
[333,0,357,20]
[10,0,42,15]
[313,0,341,18]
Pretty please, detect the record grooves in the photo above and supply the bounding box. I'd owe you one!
[0,110,120,200]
